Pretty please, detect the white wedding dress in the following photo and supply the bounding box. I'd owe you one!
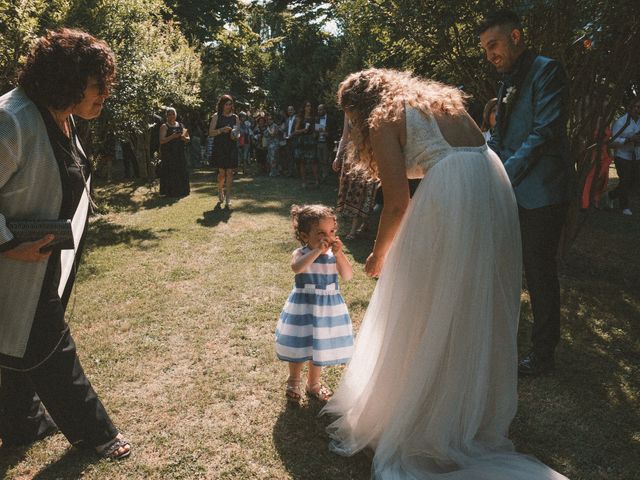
[322,108,569,479]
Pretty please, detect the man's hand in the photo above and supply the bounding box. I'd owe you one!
[1,235,54,262]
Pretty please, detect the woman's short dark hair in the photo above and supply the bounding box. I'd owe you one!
[18,28,116,111]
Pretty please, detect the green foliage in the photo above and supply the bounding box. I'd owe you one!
[0,0,72,92]
[162,0,239,44]
[65,0,201,137]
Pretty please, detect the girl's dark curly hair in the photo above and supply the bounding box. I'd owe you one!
[291,204,336,245]
[18,28,116,111]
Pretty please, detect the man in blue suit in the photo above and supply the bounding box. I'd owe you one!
[479,10,575,376]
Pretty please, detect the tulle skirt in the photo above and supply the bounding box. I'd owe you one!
[322,148,569,479]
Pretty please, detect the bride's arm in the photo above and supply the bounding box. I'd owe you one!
[365,116,409,277]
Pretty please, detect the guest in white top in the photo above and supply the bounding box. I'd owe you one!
[609,96,640,215]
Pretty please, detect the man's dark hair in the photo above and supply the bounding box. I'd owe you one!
[18,28,115,110]
[477,9,523,35]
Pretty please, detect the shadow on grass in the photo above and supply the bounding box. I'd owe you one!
[197,203,232,227]
[510,205,640,478]
[273,401,371,480]
[86,217,169,249]
[30,448,98,480]
[0,446,26,479]
[0,444,98,480]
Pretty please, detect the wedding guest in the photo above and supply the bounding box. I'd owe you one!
[479,9,575,376]
[237,111,251,174]
[0,28,130,459]
[333,115,379,239]
[323,67,568,479]
[252,114,269,175]
[159,107,190,197]
[275,204,354,403]
[581,102,613,210]
[294,101,319,188]
[316,104,335,181]
[265,113,281,176]
[608,95,640,215]
[480,97,498,142]
[283,105,297,176]
[209,94,240,208]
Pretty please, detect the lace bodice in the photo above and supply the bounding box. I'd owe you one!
[403,107,487,179]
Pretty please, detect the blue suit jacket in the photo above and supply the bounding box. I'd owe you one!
[488,54,575,209]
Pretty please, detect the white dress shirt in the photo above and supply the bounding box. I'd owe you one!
[611,113,640,160]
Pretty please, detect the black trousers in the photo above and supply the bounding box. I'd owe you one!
[0,255,118,448]
[519,203,568,359]
[609,157,638,209]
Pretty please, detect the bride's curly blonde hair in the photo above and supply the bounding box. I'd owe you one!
[338,68,468,178]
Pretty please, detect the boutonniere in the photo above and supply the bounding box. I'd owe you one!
[503,86,517,105]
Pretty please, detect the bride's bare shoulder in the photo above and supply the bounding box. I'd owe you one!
[371,107,407,147]
[432,110,485,148]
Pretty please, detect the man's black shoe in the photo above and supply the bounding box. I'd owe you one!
[518,351,555,377]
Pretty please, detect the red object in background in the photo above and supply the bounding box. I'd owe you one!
[583,39,592,49]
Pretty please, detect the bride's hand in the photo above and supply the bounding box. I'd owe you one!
[364,252,384,277]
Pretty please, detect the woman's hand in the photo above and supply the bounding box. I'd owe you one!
[1,235,54,262]
[364,252,385,278]
[332,158,342,172]
[222,126,233,134]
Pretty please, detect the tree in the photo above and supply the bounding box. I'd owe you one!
[0,0,72,93]
[330,0,640,251]
[68,0,202,178]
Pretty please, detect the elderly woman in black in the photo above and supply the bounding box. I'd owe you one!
[159,107,190,197]
[0,29,130,459]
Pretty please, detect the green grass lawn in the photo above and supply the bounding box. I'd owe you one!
[1,166,638,479]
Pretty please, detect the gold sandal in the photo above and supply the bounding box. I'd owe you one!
[285,376,303,403]
[306,382,332,402]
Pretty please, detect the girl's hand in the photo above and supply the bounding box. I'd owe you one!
[332,158,342,172]
[1,235,54,263]
[331,237,343,254]
[364,252,384,278]
[319,239,331,254]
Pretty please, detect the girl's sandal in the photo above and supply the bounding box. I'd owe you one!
[306,382,333,402]
[285,377,303,403]
[95,433,131,460]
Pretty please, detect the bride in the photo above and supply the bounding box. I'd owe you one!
[322,69,568,479]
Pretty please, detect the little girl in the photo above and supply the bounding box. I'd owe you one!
[276,204,354,402]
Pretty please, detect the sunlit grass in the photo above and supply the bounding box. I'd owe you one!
[1,166,638,479]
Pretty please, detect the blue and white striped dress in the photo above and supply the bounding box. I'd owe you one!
[275,247,354,366]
